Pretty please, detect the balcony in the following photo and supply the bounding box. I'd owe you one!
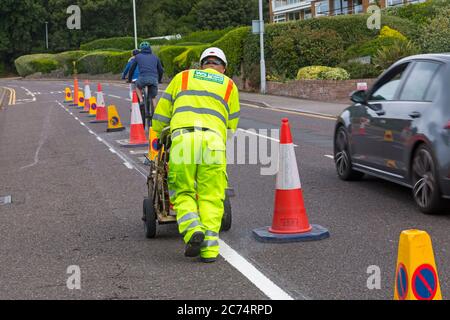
[272,0,312,14]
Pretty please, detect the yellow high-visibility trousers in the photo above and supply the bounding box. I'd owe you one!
[168,129,227,259]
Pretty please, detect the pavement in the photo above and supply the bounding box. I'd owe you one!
[0,78,449,300]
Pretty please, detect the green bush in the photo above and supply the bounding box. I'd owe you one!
[54,51,88,75]
[344,36,398,60]
[210,26,250,77]
[385,0,450,26]
[338,62,381,79]
[419,8,450,53]
[76,51,130,74]
[297,66,349,80]
[158,46,191,77]
[80,37,144,51]
[14,54,61,76]
[373,40,420,70]
[243,14,417,86]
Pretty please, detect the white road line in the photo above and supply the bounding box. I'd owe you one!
[109,94,122,99]
[219,241,295,300]
[20,87,37,102]
[96,137,103,142]
[55,100,295,301]
[124,162,134,169]
[74,117,79,120]
[129,150,148,155]
[109,148,117,154]
[88,130,95,134]
[238,128,298,147]
[325,155,334,159]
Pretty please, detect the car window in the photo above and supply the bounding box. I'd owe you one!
[425,67,444,102]
[400,61,441,102]
[370,64,409,101]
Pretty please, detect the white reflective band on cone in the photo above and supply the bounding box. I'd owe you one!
[276,144,301,190]
[85,85,91,99]
[131,102,143,125]
[97,92,105,107]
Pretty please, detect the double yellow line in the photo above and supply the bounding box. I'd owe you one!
[2,87,16,105]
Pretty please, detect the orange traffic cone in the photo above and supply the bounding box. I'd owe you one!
[117,91,148,148]
[71,78,79,107]
[253,118,329,243]
[91,83,108,123]
[80,81,91,113]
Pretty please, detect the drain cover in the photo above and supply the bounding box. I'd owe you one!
[0,196,12,205]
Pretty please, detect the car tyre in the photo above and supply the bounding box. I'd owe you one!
[334,126,364,181]
[411,144,444,215]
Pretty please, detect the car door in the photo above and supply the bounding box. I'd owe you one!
[373,60,443,177]
[355,62,411,172]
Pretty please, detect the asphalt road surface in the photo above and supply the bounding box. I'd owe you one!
[0,79,449,300]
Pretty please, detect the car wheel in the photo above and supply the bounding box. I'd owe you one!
[334,126,364,181]
[411,144,444,214]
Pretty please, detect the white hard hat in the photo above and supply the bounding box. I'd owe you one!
[200,47,228,66]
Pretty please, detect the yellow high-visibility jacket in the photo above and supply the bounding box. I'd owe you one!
[153,68,240,142]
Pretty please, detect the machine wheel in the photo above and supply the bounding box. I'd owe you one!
[221,194,232,232]
[143,198,157,238]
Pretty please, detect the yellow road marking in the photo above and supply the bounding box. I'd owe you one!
[241,102,337,121]
[3,87,16,105]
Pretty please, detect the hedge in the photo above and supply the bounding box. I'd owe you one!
[15,54,61,76]
[158,46,191,77]
[243,13,417,84]
[385,0,450,26]
[76,51,131,75]
[297,66,350,80]
[80,37,144,51]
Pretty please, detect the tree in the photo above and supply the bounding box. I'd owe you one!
[193,0,259,30]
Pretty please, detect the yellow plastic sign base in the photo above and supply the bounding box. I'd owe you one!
[394,230,442,300]
[107,105,125,132]
[88,97,97,117]
[147,127,159,161]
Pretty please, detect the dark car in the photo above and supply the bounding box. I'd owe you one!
[334,54,450,214]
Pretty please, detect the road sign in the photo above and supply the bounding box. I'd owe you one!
[396,263,408,300]
[252,20,264,34]
[412,264,438,300]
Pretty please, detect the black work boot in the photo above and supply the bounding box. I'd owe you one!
[200,257,217,263]
[184,231,205,257]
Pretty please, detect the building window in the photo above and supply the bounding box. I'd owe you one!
[315,0,329,16]
[274,14,287,23]
[387,0,404,6]
[333,0,349,15]
[304,8,312,19]
[353,0,363,13]
[288,11,301,21]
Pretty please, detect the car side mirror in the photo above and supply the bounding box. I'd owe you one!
[350,90,367,104]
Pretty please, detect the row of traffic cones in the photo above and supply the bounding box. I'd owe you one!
[65,78,150,147]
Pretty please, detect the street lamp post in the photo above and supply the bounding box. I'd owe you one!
[259,0,266,94]
[45,21,49,50]
[133,0,138,49]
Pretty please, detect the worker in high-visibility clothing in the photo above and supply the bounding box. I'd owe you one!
[152,47,240,263]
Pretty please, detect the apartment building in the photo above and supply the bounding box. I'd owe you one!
[269,0,427,23]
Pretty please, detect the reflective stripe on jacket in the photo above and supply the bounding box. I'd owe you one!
[153,68,240,142]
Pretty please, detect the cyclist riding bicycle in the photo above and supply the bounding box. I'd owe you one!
[122,49,140,101]
[128,42,164,128]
